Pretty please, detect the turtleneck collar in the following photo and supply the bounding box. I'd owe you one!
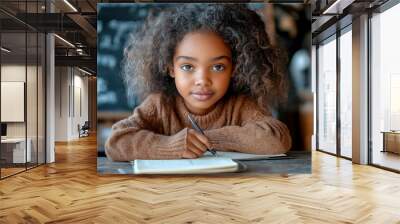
[175,95,227,129]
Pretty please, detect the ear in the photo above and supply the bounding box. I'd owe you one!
[168,66,175,78]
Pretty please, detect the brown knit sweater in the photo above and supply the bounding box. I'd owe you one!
[105,93,292,161]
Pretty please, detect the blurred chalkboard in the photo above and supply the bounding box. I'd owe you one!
[97,3,178,111]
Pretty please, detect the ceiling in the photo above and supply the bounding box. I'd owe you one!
[311,0,390,44]
[0,0,99,74]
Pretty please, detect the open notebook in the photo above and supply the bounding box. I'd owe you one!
[133,157,241,174]
[131,151,287,174]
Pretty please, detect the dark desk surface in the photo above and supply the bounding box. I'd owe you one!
[97,151,311,175]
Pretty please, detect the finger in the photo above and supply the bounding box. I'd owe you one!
[192,132,212,149]
[189,136,208,153]
[188,129,211,148]
[187,130,208,153]
[187,141,205,156]
[182,150,198,159]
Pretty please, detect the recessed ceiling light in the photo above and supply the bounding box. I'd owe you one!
[322,0,354,15]
[78,67,92,76]
[63,0,78,12]
[54,34,75,48]
[1,47,11,53]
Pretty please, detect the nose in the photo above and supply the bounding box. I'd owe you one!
[194,69,211,87]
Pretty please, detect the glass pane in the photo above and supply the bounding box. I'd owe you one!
[38,32,45,165]
[27,31,38,169]
[340,29,352,158]
[1,31,27,177]
[371,3,400,171]
[317,37,337,154]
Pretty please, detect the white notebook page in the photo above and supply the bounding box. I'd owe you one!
[133,157,238,174]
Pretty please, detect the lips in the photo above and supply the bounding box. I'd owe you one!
[191,91,214,101]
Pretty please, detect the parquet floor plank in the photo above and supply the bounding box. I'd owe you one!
[1,135,400,223]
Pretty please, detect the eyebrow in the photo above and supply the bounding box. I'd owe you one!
[174,55,231,62]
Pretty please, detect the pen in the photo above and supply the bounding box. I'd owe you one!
[187,114,217,156]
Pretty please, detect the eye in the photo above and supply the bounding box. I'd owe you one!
[212,64,225,72]
[180,64,194,72]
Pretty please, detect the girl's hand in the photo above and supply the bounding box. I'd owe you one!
[182,129,212,159]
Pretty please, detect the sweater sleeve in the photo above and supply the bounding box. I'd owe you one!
[105,94,188,161]
[204,98,292,155]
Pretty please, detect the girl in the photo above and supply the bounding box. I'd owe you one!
[105,4,292,161]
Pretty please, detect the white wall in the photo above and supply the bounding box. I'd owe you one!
[54,67,89,141]
[55,67,69,141]
[72,73,89,137]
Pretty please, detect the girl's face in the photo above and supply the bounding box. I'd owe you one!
[170,31,233,115]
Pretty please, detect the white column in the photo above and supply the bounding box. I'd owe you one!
[352,14,369,164]
[46,33,55,163]
[45,1,55,163]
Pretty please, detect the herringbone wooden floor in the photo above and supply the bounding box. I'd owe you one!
[1,134,400,224]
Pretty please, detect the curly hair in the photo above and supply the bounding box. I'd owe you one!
[122,4,288,110]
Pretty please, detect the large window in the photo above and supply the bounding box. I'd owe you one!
[339,27,352,158]
[316,26,352,159]
[371,2,400,171]
[317,35,337,154]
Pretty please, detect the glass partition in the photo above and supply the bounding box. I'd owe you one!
[38,32,45,165]
[27,30,38,169]
[1,30,28,178]
[0,1,46,179]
